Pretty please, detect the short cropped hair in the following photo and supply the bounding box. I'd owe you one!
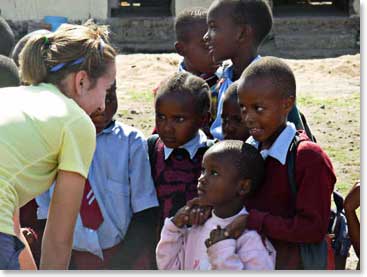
[175,7,207,42]
[223,81,239,102]
[221,0,273,47]
[0,55,20,88]
[155,72,211,115]
[205,140,265,195]
[241,56,296,98]
[0,16,15,57]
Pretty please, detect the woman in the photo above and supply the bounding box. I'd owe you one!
[0,22,116,269]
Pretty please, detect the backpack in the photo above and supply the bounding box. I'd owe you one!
[287,134,351,269]
[288,105,316,143]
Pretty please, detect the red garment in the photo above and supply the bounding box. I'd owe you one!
[80,179,103,230]
[244,132,336,269]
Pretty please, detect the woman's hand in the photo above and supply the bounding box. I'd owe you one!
[205,225,229,248]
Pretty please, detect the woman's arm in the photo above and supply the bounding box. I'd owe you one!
[344,182,360,258]
[39,170,85,269]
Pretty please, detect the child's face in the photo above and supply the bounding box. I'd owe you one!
[237,76,293,149]
[90,81,117,134]
[197,152,245,216]
[155,93,205,148]
[180,23,220,75]
[222,97,250,141]
[204,1,241,63]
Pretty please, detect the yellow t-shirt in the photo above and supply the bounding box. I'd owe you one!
[0,83,96,236]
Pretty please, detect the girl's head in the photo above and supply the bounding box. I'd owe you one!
[19,21,117,115]
[155,72,211,148]
[198,140,264,217]
[222,82,250,141]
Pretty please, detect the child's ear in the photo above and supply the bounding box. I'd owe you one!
[237,25,253,43]
[174,41,186,56]
[200,111,211,127]
[238,179,251,197]
[282,95,295,114]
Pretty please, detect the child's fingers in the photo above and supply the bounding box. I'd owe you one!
[186,197,201,208]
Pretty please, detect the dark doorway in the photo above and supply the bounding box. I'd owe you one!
[111,0,172,17]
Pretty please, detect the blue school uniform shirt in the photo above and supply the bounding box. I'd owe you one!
[36,120,159,259]
[210,55,261,140]
[246,122,297,163]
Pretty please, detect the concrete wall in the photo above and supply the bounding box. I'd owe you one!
[174,0,214,15]
[0,0,108,21]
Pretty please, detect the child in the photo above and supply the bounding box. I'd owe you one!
[344,181,360,269]
[0,16,15,57]
[149,72,213,233]
[226,56,336,269]
[204,0,273,139]
[36,81,159,269]
[0,55,20,87]
[221,82,249,141]
[175,7,221,123]
[156,140,275,270]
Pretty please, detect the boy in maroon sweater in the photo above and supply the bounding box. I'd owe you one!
[224,56,337,269]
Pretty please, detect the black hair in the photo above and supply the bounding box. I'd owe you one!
[11,29,51,67]
[205,140,264,195]
[216,0,273,47]
[241,56,296,98]
[223,81,239,102]
[0,54,20,88]
[0,16,15,57]
[156,72,211,116]
[175,7,207,42]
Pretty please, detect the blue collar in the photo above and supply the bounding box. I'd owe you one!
[164,129,208,160]
[97,120,116,136]
[221,55,262,80]
[246,122,297,165]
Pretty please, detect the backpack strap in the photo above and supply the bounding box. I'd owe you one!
[147,134,159,170]
[286,133,302,197]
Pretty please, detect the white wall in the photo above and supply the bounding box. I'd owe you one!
[0,0,108,21]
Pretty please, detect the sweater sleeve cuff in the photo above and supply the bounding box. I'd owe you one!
[166,217,187,233]
[246,210,268,233]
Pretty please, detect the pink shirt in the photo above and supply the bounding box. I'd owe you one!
[156,208,276,270]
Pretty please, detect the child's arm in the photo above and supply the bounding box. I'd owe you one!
[344,181,360,258]
[227,146,335,243]
[206,226,275,270]
[156,206,191,269]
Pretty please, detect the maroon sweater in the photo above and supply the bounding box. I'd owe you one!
[244,132,336,269]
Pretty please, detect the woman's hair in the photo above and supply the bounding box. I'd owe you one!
[205,140,265,196]
[155,71,211,115]
[19,20,116,88]
[0,54,20,88]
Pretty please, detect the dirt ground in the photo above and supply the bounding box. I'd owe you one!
[114,53,360,270]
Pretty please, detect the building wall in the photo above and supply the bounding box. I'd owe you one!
[174,0,214,15]
[0,0,108,21]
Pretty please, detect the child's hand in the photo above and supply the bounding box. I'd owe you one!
[224,214,248,239]
[205,225,229,248]
[186,197,212,226]
[171,205,191,228]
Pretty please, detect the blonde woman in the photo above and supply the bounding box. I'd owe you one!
[0,22,116,269]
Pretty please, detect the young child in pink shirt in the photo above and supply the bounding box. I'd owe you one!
[156,140,275,270]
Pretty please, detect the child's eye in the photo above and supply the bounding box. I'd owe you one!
[175,117,185,123]
[156,114,166,121]
[211,170,219,176]
[256,106,264,112]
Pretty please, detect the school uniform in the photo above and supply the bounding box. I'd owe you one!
[156,207,276,270]
[244,122,336,269]
[36,120,159,269]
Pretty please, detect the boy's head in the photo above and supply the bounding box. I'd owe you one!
[90,80,117,134]
[204,0,272,63]
[0,55,20,88]
[197,140,264,214]
[0,17,15,57]
[237,56,295,149]
[174,7,220,75]
[11,29,51,67]
[222,82,250,141]
[155,72,211,148]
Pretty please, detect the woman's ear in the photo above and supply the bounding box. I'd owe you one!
[74,70,89,96]
[238,179,251,197]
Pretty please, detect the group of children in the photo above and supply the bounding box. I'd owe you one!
[0,0,360,271]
